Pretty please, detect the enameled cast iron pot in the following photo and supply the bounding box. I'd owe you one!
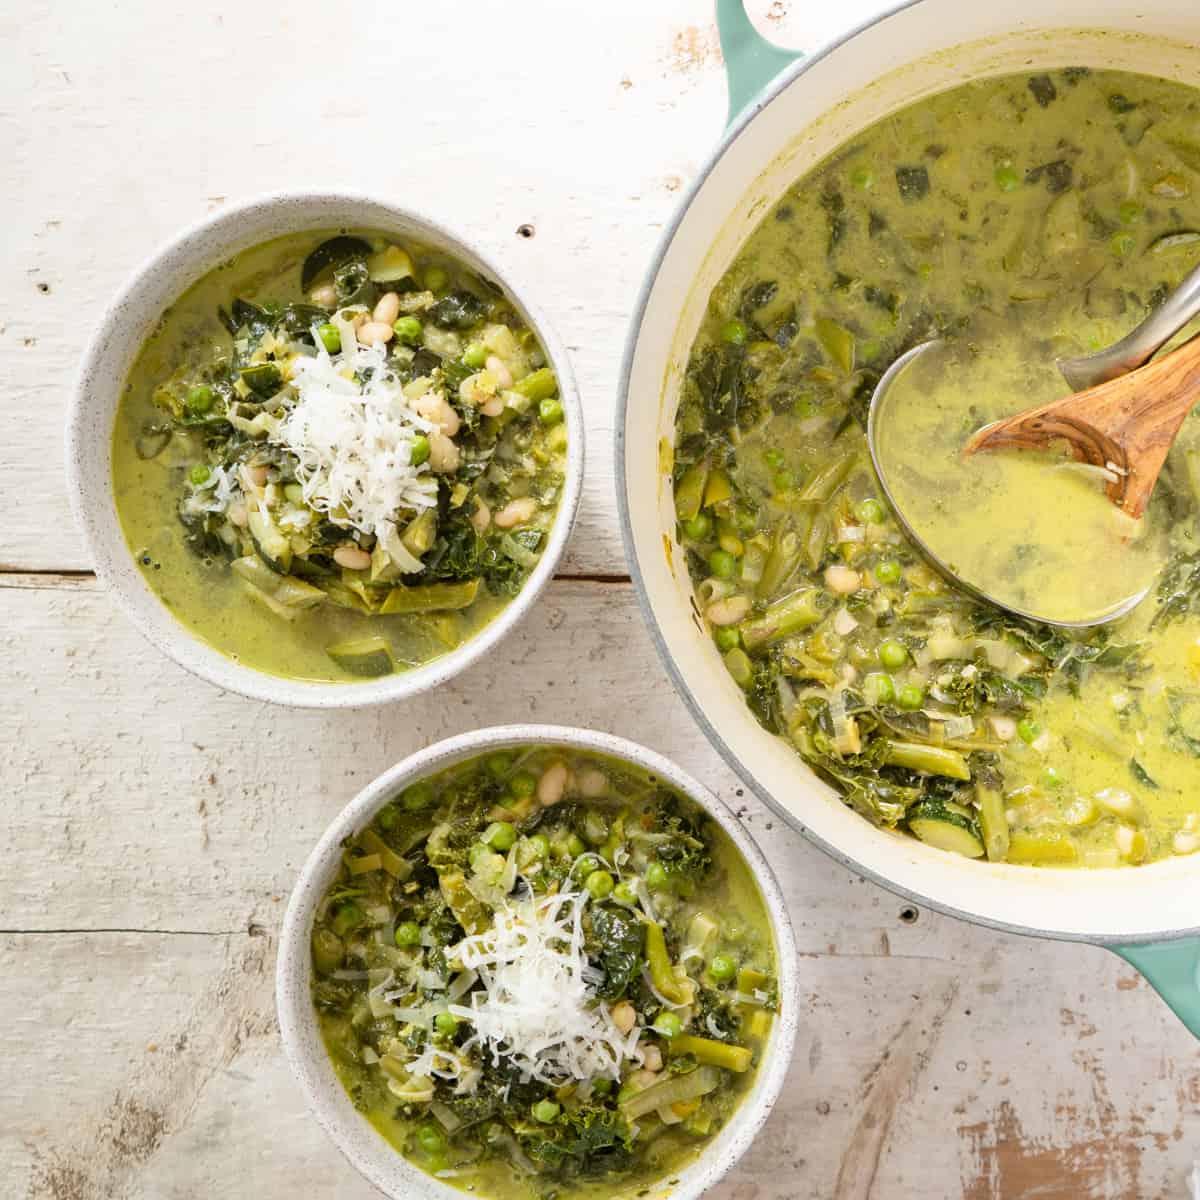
[617,0,1200,1035]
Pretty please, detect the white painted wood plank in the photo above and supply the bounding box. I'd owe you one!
[1,574,1197,1197]
[0,0,848,575]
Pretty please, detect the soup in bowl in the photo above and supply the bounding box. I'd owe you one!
[69,194,583,706]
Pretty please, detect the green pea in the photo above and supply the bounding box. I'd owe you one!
[408,435,430,467]
[994,164,1022,192]
[189,463,211,486]
[613,881,638,906]
[316,323,341,353]
[1017,718,1042,744]
[462,341,487,369]
[538,397,564,426]
[714,626,741,652]
[434,1012,458,1035]
[683,512,712,541]
[423,266,448,293]
[591,1077,614,1095]
[403,780,435,811]
[851,164,876,190]
[879,639,908,669]
[645,862,669,890]
[376,805,398,830]
[574,853,601,878]
[533,1099,561,1124]
[468,842,494,870]
[1111,231,1136,257]
[417,1124,446,1155]
[721,319,748,346]
[486,752,513,779]
[1043,767,1064,789]
[585,869,615,899]
[483,821,517,852]
[875,559,902,585]
[866,672,895,705]
[511,771,538,799]
[394,920,422,947]
[393,316,423,344]
[1118,200,1142,225]
[856,498,885,524]
[525,834,550,859]
[897,684,924,710]
[709,953,737,982]
[773,470,796,493]
[653,1011,683,1039]
[566,833,587,858]
[708,550,737,579]
[763,448,784,469]
[185,384,214,414]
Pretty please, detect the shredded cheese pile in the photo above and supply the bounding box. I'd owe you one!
[272,329,439,570]
[446,890,643,1085]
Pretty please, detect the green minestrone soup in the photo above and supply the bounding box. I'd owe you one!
[311,747,778,1197]
[113,231,567,683]
[674,67,1200,867]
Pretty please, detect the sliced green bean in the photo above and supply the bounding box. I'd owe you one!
[380,579,480,614]
[741,588,827,651]
[882,740,971,780]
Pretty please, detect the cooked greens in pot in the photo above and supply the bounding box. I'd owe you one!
[674,67,1200,868]
[310,747,779,1197]
[112,231,567,683]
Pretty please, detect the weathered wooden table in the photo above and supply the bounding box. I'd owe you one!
[5,2,1197,1196]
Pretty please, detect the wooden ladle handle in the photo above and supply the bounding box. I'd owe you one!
[963,335,1200,519]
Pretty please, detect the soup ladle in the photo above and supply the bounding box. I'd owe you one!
[866,263,1200,627]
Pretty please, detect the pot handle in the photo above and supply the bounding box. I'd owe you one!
[1111,937,1200,1039]
[716,0,802,128]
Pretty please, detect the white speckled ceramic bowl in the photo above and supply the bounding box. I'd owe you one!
[277,725,799,1200]
[66,192,583,708]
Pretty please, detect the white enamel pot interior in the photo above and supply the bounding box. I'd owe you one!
[617,0,1200,1021]
[276,725,799,1200]
[67,191,583,708]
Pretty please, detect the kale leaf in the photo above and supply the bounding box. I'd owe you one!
[589,904,645,1001]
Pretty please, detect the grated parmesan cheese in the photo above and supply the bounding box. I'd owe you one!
[446,890,643,1085]
[271,335,440,570]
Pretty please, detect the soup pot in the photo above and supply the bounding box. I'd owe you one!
[276,724,799,1200]
[617,0,1200,1034]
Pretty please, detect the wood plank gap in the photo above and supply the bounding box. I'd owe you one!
[0,927,247,937]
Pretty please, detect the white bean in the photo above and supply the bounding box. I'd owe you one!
[412,392,461,437]
[485,354,514,389]
[227,502,248,528]
[494,497,538,529]
[578,768,608,798]
[372,291,401,325]
[537,761,569,806]
[1174,831,1200,856]
[480,394,505,417]
[357,321,395,346]
[823,563,861,594]
[611,1001,636,1034]
[706,595,751,626]
[333,545,372,571]
[310,283,337,308]
[244,463,269,488]
[641,1045,663,1072]
[428,433,461,473]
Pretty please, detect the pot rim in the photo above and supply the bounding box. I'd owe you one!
[614,4,1200,947]
[276,723,801,1200]
[66,189,584,709]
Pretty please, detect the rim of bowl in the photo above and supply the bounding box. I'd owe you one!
[276,724,801,1200]
[66,190,585,708]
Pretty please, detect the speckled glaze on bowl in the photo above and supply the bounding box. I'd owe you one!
[66,192,584,708]
[276,725,799,1200]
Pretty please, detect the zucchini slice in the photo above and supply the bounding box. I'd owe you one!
[366,245,415,285]
[908,803,985,859]
[326,636,395,678]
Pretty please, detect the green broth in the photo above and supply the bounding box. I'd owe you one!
[113,230,566,684]
[875,332,1169,623]
[311,747,778,1198]
[674,67,1200,867]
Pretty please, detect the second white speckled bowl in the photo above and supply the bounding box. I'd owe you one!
[66,192,583,708]
[276,725,799,1200]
